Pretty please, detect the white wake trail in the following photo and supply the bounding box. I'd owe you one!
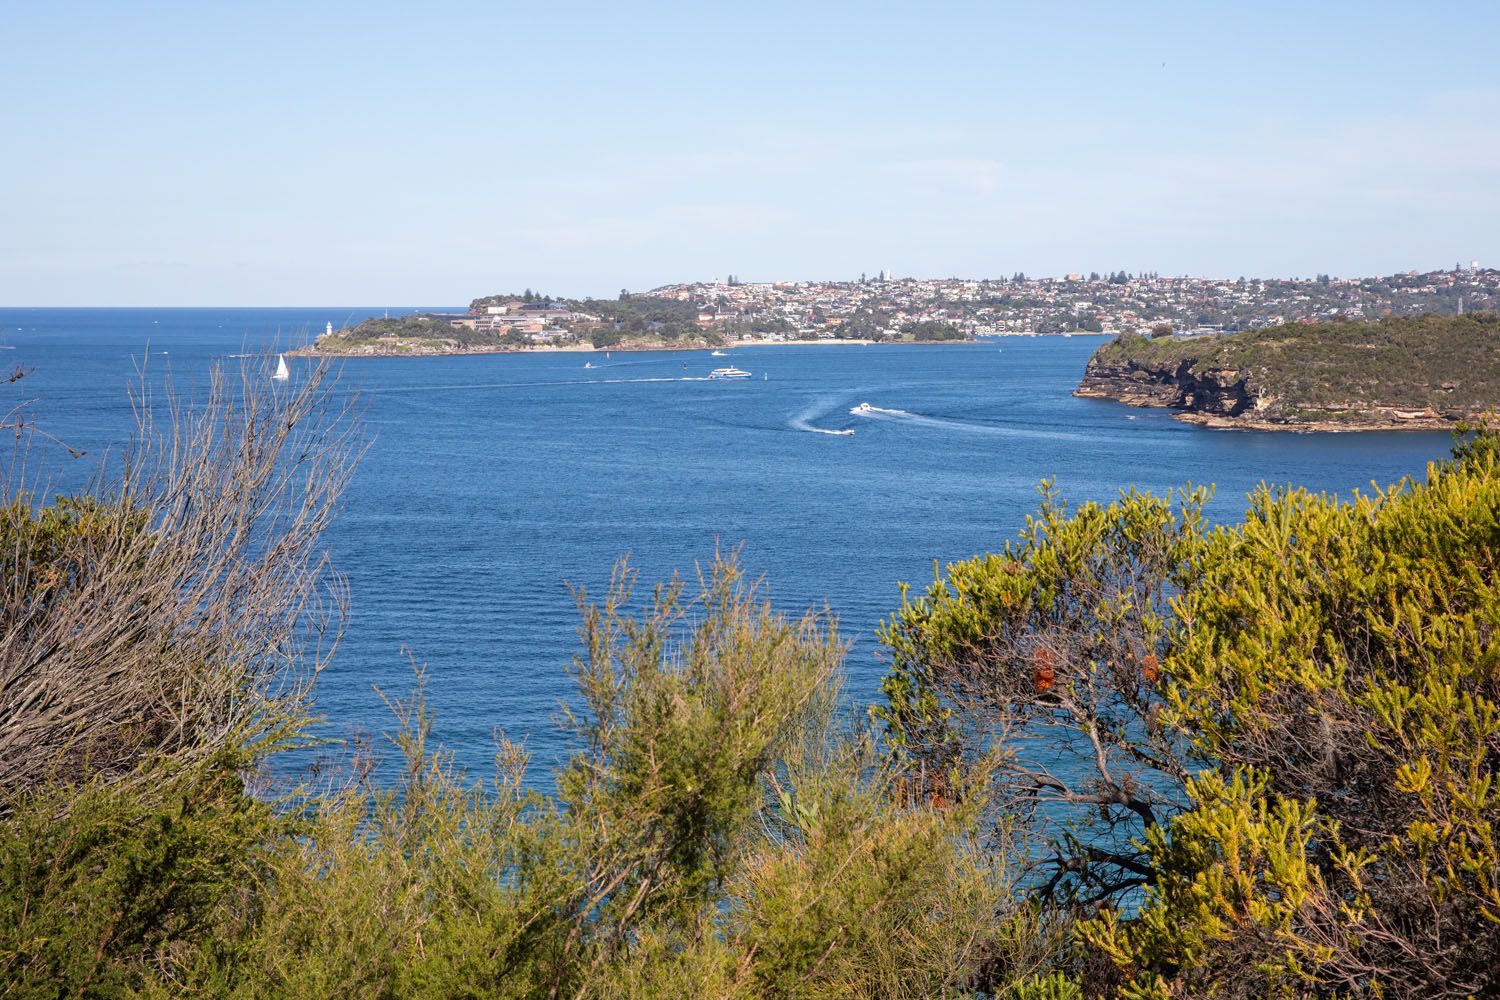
[790,398,856,437]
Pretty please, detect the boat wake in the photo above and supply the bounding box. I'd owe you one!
[849,403,911,419]
[849,401,1101,442]
[790,399,856,437]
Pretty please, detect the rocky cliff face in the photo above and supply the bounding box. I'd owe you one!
[1074,315,1498,431]
[1074,351,1457,431]
[1075,356,1260,418]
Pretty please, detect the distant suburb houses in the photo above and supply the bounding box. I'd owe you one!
[435,300,582,343]
[410,265,1499,347]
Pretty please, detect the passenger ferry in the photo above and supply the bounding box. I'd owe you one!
[707,367,752,380]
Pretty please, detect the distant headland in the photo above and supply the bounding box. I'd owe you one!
[298,267,1499,361]
[1076,312,1500,431]
[300,285,973,357]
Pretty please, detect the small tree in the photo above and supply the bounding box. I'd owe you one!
[1,357,359,796]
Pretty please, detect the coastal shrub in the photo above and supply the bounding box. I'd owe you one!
[114,555,1017,998]
[0,359,356,797]
[876,481,1209,908]
[0,755,277,998]
[1112,441,1500,997]
[878,432,1500,997]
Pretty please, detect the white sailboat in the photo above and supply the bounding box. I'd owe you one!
[273,354,290,381]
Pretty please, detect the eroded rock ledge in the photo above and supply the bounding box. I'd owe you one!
[1075,353,1455,432]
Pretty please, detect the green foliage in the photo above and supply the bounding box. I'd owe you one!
[322,314,531,351]
[327,315,455,342]
[0,547,1023,997]
[1451,409,1500,465]
[470,291,547,311]
[877,482,1207,905]
[169,686,570,999]
[1090,312,1500,419]
[574,297,725,347]
[0,494,148,613]
[902,320,969,342]
[555,556,844,942]
[881,428,1500,997]
[729,735,1007,998]
[1077,769,1367,998]
[1134,442,1500,996]
[0,757,276,997]
[1004,973,1083,999]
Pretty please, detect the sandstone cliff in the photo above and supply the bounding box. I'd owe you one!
[1074,314,1500,431]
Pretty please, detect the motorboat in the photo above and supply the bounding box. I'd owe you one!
[710,350,728,357]
[707,367,751,379]
[851,402,874,414]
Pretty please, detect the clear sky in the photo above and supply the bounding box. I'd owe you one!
[3,1,1498,304]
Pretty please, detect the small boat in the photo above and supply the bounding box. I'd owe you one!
[707,367,752,380]
[273,355,290,381]
[711,350,728,357]
[851,402,874,414]
[584,362,595,369]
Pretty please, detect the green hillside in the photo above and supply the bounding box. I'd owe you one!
[1081,312,1500,425]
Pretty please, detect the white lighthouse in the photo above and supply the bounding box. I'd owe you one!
[326,321,333,337]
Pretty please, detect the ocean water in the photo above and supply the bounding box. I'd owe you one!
[1,308,1453,778]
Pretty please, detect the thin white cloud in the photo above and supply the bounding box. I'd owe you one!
[882,158,1005,197]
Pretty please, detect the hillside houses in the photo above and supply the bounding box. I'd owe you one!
[635,267,1500,341]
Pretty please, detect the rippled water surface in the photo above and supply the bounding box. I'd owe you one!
[2,308,1452,775]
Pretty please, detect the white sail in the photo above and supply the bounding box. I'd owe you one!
[273,354,290,381]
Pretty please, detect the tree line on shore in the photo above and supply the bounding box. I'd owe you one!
[3,362,1498,997]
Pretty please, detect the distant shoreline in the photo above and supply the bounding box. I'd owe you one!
[291,335,984,359]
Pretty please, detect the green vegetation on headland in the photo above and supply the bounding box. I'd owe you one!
[307,301,726,356]
[901,320,968,341]
[310,314,535,354]
[304,289,978,357]
[8,359,1500,997]
[1077,311,1500,430]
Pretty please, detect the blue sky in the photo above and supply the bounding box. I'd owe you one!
[3,1,1497,304]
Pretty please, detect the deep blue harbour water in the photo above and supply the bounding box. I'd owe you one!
[1,308,1453,778]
